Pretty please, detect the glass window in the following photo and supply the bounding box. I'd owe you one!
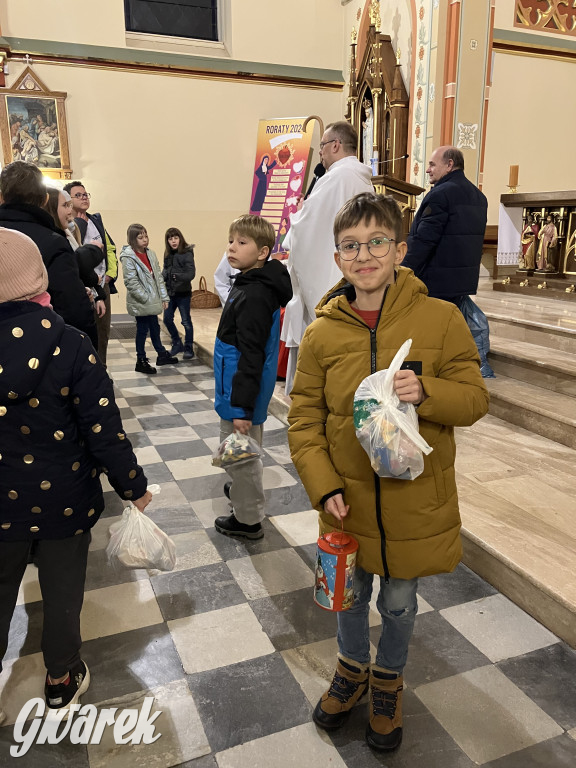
[124,0,218,42]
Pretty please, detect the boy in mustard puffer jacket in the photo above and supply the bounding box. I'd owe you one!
[288,193,488,753]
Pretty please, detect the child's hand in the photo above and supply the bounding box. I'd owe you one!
[233,418,252,434]
[393,369,425,405]
[162,301,169,310]
[324,493,349,522]
[133,490,152,511]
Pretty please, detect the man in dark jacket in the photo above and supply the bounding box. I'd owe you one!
[65,180,117,365]
[0,161,97,347]
[403,146,488,304]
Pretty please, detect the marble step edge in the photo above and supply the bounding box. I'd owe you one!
[489,335,576,378]
[461,528,576,649]
[482,310,576,338]
[486,376,576,427]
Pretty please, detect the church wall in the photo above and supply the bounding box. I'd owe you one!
[1,0,346,70]
[482,50,576,223]
[1,4,345,311]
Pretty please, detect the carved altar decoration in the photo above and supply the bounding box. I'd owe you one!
[0,67,72,180]
[345,6,423,235]
[515,1,576,39]
[495,190,576,302]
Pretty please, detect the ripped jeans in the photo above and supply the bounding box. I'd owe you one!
[337,565,418,673]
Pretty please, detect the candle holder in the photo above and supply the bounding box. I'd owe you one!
[507,185,518,194]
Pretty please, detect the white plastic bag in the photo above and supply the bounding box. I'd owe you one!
[212,431,261,469]
[106,488,176,571]
[353,339,432,480]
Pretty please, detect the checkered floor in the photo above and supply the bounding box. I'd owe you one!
[1,338,576,767]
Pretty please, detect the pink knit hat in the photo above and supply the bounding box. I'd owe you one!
[0,227,49,302]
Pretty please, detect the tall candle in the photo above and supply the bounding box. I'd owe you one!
[509,164,519,187]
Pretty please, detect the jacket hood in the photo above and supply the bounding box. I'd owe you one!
[0,202,60,234]
[234,259,293,307]
[316,266,428,322]
[0,302,65,406]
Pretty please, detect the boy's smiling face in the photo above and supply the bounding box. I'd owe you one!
[227,232,268,273]
[334,217,406,306]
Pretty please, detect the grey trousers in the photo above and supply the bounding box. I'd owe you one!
[219,419,265,525]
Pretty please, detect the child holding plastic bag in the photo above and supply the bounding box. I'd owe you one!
[0,228,151,721]
[288,193,489,752]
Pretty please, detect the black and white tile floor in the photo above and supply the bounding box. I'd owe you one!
[1,339,576,767]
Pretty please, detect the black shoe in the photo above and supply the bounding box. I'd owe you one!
[183,346,195,360]
[223,481,232,499]
[170,340,184,356]
[45,660,90,720]
[215,512,263,540]
[135,357,157,374]
[156,352,179,366]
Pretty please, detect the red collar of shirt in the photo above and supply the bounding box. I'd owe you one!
[135,250,152,272]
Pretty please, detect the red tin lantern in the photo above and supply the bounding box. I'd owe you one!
[314,529,358,611]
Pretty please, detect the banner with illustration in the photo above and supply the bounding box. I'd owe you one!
[249,117,313,254]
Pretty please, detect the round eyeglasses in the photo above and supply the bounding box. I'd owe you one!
[336,237,396,261]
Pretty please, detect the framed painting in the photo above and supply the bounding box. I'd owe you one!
[0,67,72,180]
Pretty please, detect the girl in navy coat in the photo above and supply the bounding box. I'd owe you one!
[0,228,151,721]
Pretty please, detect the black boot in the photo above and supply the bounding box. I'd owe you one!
[135,357,157,374]
[156,350,179,366]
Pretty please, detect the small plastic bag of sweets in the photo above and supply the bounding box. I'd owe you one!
[353,339,433,480]
[212,431,261,469]
[106,501,176,572]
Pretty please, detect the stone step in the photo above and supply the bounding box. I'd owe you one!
[486,375,576,449]
[489,335,576,397]
[475,289,576,353]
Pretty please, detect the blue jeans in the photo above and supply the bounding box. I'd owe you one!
[163,296,193,347]
[135,315,167,359]
[337,565,418,673]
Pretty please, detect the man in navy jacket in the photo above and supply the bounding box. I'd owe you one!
[403,146,487,305]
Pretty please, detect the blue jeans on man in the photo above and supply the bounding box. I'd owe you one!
[163,295,194,356]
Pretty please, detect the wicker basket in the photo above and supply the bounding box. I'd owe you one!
[190,276,222,309]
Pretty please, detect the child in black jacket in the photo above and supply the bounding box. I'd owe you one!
[213,215,292,539]
[0,228,151,721]
[162,227,196,359]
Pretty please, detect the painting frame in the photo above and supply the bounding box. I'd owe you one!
[0,66,72,180]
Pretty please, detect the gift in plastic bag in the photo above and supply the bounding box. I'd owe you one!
[353,339,432,480]
[106,502,176,571]
[212,431,261,469]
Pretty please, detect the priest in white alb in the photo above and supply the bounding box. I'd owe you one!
[281,120,374,392]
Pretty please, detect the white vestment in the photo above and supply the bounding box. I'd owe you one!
[281,155,373,392]
[214,252,240,306]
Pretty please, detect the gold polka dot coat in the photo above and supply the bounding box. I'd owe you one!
[0,301,147,541]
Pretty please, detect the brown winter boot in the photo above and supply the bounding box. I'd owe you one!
[365,666,403,751]
[313,655,369,730]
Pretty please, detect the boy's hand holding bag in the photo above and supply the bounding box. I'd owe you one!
[353,339,432,480]
[106,484,177,571]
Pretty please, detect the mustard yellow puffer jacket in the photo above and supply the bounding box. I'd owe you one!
[287,267,489,580]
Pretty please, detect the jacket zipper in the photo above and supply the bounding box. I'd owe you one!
[371,286,391,583]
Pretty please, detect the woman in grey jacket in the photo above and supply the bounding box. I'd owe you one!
[120,223,179,374]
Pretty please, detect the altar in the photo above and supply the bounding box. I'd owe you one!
[495,190,576,301]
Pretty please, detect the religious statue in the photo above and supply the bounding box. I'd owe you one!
[362,99,374,168]
[519,213,539,271]
[536,213,559,272]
